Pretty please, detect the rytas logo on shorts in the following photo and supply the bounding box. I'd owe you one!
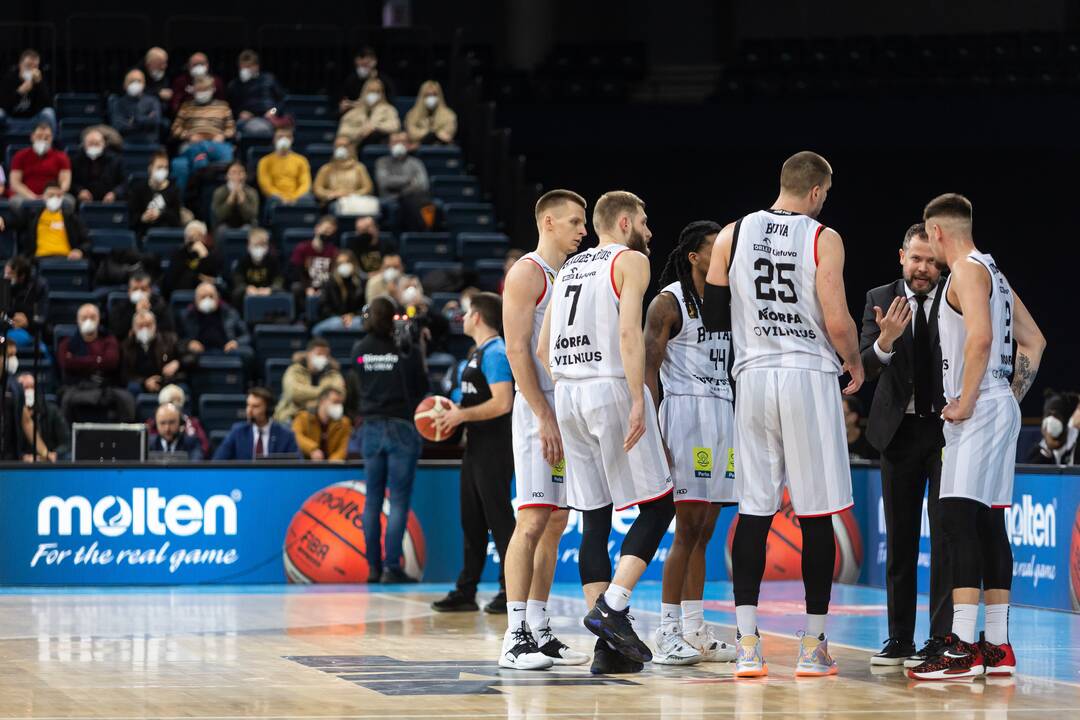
[725,448,736,480]
[693,448,713,479]
[550,458,565,484]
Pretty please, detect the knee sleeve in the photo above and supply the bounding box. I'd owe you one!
[621,493,675,562]
[800,516,836,615]
[731,513,772,607]
[579,504,613,585]
[978,506,1013,590]
[943,498,983,589]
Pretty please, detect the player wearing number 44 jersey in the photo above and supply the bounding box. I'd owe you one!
[702,151,864,678]
[908,194,1045,681]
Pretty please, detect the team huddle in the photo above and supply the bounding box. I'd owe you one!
[496,151,1045,680]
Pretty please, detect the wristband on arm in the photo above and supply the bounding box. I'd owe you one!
[702,282,732,332]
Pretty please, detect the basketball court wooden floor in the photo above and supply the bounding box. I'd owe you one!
[1,581,1078,719]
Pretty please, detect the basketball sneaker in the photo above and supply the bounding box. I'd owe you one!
[535,625,590,665]
[684,624,737,662]
[979,633,1017,676]
[583,595,652,664]
[907,634,985,680]
[871,637,915,666]
[794,631,839,677]
[904,636,946,669]
[734,632,768,678]
[590,637,644,675]
[499,621,554,670]
[431,589,479,612]
[651,625,702,665]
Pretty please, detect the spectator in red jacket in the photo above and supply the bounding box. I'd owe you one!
[289,215,339,300]
[169,52,226,116]
[58,303,135,423]
[8,122,72,211]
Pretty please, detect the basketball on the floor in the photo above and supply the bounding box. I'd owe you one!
[1069,506,1080,611]
[283,481,426,583]
[414,395,456,442]
[723,489,863,583]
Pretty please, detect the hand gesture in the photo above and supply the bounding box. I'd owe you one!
[941,398,973,424]
[873,296,912,353]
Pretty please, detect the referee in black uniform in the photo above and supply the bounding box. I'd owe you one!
[860,223,951,667]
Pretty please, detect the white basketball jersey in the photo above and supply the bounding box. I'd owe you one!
[938,250,1014,400]
[519,251,557,393]
[658,281,733,401]
[729,209,841,378]
[549,244,631,381]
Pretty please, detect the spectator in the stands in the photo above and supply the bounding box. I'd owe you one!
[108,68,163,145]
[347,216,396,273]
[9,123,71,211]
[497,248,523,294]
[337,78,400,148]
[15,183,88,260]
[227,49,285,138]
[147,402,203,459]
[399,277,448,352]
[58,303,135,423]
[441,286,480,323]
[405,80,457,145]
[340,47,395,114]
[312,250,365,336]
[3,256,48,348]
[1026,389,1079,466]
[141,47,172,106]
[172,75,235,143]
[70,128,124,204]
[169,52,225,116]
[274,337,345,423]
[313,135,375,214]
[180,282,252,365]
[844,396,879,461]
[293,386,351,461]
[147,384,210,457]
[257,126,313,221]
[214,387,299,460]
[15,372,68,462]
[129,150,183,237]
[288,215,338,299]
[121,309,184,397]
[364,254,404,303]
[230,227,284,308]
[375,131,434,232]
[163,221,224,297]
[108,270,175,339]
[211,160,259,233]
[0,49,55,133]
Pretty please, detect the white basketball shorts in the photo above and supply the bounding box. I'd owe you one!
[659,394,736,504]
[941,389,1021,508]
[512,390,568,509]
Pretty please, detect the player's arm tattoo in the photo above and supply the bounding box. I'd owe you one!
[1011,351,1037,402]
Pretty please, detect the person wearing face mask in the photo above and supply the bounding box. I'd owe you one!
[274,338,346,423]
[140,47,173,106]
[1025,390,1080,466]
[405,80,458,145]
[171,76,236,190]
[339,47,396,115]
[3,256,49,348]
[120,310,184,396]
[163,221,225,298]
[9,123,71,211]
[292,386,352,461]
[288,215,340,301]
[337,78,401,148]
[107,68,163,145]
[180,282,252,367]
[147,402,203,460]
[169,52,225,116]
[312,251,366,336]
[211,161,259,232]
[231,227,284,307]
[375,130,434,232]
[145,384,211,457]
[15,183,89,260]
[58,303,135,424]
[108,271,175,339]
[215,387,300,460]
[364,253,405,303]
[227,49,286,139]
[70,128,124,204]
[128,151,183,237]
[15,371,69,463]
[257,127,313,222]
[313,135,375,213]
[346,216,396,274]
[0,49,55,134]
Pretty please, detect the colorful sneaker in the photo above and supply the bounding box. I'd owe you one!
[794,631,839,677]
[734,632,768,678]
[907,634,984,680]
[498,621,553,670]
[684,624,737,662]
[583,596,652,664]
[652,624,702,665]
[904,636,947,669]
[979,633,1017,676]
[535,625,590,666]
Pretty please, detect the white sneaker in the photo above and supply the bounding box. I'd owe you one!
[652,624,702,665]
[684,624,737,662]
[535,625,590,665]
[499,622,554,670]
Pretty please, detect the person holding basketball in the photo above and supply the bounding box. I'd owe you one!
[431,292,517,614]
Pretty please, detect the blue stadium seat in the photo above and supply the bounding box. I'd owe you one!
[143,227,185,257]
[80,202,129,229]
[190,355,246,398]
[317,328,365,358]
[58,117,99,146]
[417,146,464,175]
[399,232,454,263]
[135,393,160,422]
[244,293,294,324]
[431,175,480,202]
[218,228,250,267]
[285,95,333,121]
[429,292,458,313]
[457,232,510,263]
[280,228,312,259]
[302,143,333,172]
[245,145,273,174]
[106,290,129,320]
[198,393,249,434]
[54,93,104,119]
[88,228,137,254]
[293,120,337,146]
[264,358,292,398]
[413,260,463,277]
[474,258,506,292]
[360,144,390,169]
[4,144,28,169]
[445,203,496,234]
[122,144,160,175]
[254,324,310,360]
[392,96,416,119]
[446,331,474,360]
[170,290,196,326]
[51,323,79,361]
[37,258,90,291]
[305,294,321,324]
[271,205,321,236]
[46,292,95,328]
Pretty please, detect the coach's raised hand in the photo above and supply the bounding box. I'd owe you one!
[873,296,913,354]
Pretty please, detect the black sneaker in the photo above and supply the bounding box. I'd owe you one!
[871,637,915,666]
[590,637,644,675]
[431,589,479,612]
[380,567,417,584]
[484,590,507,614]
[583,595,652,664]
[904,636,947,669]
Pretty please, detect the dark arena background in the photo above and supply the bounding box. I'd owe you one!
[0,2,1078,719]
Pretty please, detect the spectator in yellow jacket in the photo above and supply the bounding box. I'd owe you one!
[257,126,313,222]
[336,78,400,147]
[293,386,351,461]
[405,80,457,145]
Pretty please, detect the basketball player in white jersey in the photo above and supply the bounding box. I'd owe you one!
[702,151,863,678]
[537,191,675,672]
[909,194,1044,681]
[644,220,737,665]
[498,189,591,670]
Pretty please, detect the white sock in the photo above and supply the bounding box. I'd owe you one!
[526,599,549,632]
[660,603,681,632]
[735,605,758,637]
[952,603,978,644]
[985,604,1009,645]
[806,613,826,638]
[681,600,704,633]
[603,584,632,612]
[507,601,527,631]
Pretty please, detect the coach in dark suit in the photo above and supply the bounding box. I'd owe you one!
[860,223,951,666]
[213,387,300,460]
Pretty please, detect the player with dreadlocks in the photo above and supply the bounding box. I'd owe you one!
[644,220,738,664]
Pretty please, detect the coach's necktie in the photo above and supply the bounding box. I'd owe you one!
[255,429,265,458]
[913,294,933,416]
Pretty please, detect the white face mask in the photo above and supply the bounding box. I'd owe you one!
[310,354,328,372]
[356,65,371,78]
[390,143,406,158]
[1043,415,1065,439]
[151,167,169,184]
[275,137,292,152]
[6,356,18,375]
[337,262,354,278]
[129,289,148,304]
[197,297,218,314]
[326,403,344,421]
[85,144,104,160]
[136,327,155,345]
[45,196,62,213]
[158,390,183,406]
[194,90,213,104]
[249,245,268,262]
[23,388,35,408]
[365,92,381,107]
[190,63,208,78]
[21,69,34,83]
[424,95,439,110]
[382,267,401,283]
[401,286,420,305]
[126,81,144,97]
[32,140,49,156]
[238,67,255,82]
[149,69,165,81]
[460,297,472,314]
[333,146,350,161]
[79,319,98,337]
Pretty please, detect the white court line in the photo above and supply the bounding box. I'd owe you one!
[5,711,1080,720]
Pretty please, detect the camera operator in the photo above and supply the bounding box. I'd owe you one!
[349,295,428,583]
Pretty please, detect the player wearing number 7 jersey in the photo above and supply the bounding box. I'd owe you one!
[700,151,864,678]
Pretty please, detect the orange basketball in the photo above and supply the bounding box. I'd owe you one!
[413,395,456,442]
[1070,506,1080,611]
